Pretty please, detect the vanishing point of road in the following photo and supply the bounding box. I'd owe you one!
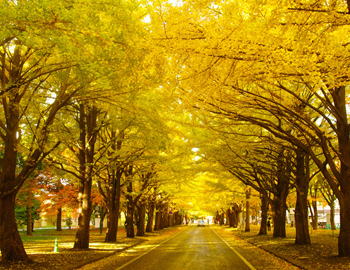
[79,225,300,270]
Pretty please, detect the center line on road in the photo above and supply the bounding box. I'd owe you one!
[115,226,190,270]
[210,227,256,270]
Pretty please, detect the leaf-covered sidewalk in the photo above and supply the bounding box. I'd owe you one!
[216,225,350,270]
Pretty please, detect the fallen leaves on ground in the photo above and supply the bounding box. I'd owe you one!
[0,227,183,270]
[220,225,350,270]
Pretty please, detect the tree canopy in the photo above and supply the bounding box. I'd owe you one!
[2,0,350,262]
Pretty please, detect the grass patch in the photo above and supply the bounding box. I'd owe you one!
[0,226,184,270]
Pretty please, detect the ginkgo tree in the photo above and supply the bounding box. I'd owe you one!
[149,0,350,257]
[0,0,154,261]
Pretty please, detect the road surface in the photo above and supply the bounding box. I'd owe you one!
[116,225,254,270]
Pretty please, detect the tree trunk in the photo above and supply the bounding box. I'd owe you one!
[74,105,97,249]
[272,149,290,238]
[295,188,310,244]
[146,202,155,232]
[126,181,135,238]
[100,208,106,233]
[56,178,63,231]
[232,204,241,227]
[338,195,350,256]
[169,214,173,227]
[0,192,29,262]
[245,188,251,232]
[126,210,134,238]
[294,148,311,245]
[330,200,336,230]
[163,202,169,228]
[310,185,318,231]
[105,209,119,242]
[26,204,32,235]
[273,198,286,237]
[272,182,288,238]
[229,209,234,227]
[229,210,234,227]
[136,203,146,236]
[311,199,318,231]
[74,103,88,249]
[57,208,62,231]
[258,195,268,235]
[105,169,121,242]
[154,202,161,230]
[174,212,178,225]
[103,129,123,242]
[226,209,231,226]
[74,182,92,248]
[330,86,350,256]
[160,204,165,229]
[225,209,230,225]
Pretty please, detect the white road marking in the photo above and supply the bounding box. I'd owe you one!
[115,227,189,270]
[210,226,257,270]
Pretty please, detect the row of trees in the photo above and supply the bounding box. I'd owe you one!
[2,0,350,263]
[148,0,350,257]
[0,0,193,262]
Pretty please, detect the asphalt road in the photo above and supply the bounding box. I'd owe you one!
[116,225,255,270]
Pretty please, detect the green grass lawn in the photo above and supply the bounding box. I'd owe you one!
[0,226,183,270]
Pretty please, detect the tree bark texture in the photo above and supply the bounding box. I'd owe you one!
[56,179,63,231]
[227,208,235,228]
[294,148,311,245]
[168,215,174,227]
[146,201,155,232]
[163,202,169,228]
[174,212,179,225]
[330,201,336,230]
[160,204,166,229]
[226,209,230,225]
[126,181,135,238]
[74,105,97,249]
[317,86,350,256]
[226,209,231,226]
[105,169,122,242]
[103,130,123,242]
[0,192,29,262]
[73,179,92,249]
[311,199,318,231]
[272,182,288,238]
[338,196,350,256]
[245,188,251,232]
[154,202,161,231]
[136,203,146,236]
[105,209,119,242]
[309,185,318,231]
[258,195,268,235]
[272,148,290,238]
[26,205,32,235]
[232,204,241,227]
[57,208,62,231]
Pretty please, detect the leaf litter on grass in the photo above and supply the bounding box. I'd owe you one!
[0,227,185,270]
[227,225,350,270]
[212,226,301,270]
